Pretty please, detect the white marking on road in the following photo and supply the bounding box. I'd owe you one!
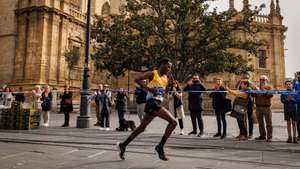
[87,151,107,159]
[1,152,26,160]
[62,149,78,155]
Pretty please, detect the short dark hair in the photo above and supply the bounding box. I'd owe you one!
[192,74,200,78]
[285,80,293,85]
[158,58,171,67]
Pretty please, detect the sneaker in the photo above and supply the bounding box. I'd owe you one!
[255,136,266,141]
[117,142,126,160]
[213,133,221,137]
[235,135,241,139]
[287,136,292,143]
[188,131,197,135]
[61,124,69,127]
[248,134,253,139]
[155,145,168,161]
[293,137,298,144]
[94,122,100,126]
[197,132,204,137]
[44,123,49,127]
[266,138,272,142]
[105,128,110,131]
[179,129,184,135]
[99,127,105,130]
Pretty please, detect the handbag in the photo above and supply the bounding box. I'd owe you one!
[230,97,248,119]
[223,98,232,113]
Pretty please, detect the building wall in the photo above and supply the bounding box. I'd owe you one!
[0,0,19,86]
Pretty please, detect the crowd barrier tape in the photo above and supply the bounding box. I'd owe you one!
[0,89,300,95]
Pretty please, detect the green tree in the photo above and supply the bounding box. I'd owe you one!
[65,47,80,85]
[92,0,264,82]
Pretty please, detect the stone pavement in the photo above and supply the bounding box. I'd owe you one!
[1,111,300,169]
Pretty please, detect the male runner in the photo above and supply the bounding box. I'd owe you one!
[117,58,177,161]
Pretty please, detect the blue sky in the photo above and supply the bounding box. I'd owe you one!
[208,0,299,78]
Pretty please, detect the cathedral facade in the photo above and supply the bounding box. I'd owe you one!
[0,0,286,91]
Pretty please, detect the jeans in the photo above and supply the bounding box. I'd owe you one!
[215,109,227,135]
[117,110,125,121]
[189,109,204,133]
[100,109,110,128]
[118,109,125,126]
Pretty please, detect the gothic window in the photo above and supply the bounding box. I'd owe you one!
[102,2,111,16]
[258,49,267,68]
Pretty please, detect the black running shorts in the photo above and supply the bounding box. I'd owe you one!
[144,98,162,114]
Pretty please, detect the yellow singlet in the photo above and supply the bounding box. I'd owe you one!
[147,70,169,101]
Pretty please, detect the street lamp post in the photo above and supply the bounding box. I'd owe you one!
[77,0,92,128]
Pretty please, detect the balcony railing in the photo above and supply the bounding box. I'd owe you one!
[69,8,86,22]
[254,14,270,24]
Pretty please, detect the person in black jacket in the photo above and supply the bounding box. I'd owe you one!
[41,85,53,127]
[209,79,227,139]
[115,88,128,129]
[183,75,206,137]
[94,84,103,126]
[14,87,25,103]
[60,85,73,127]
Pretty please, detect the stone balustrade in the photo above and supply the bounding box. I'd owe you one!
[69,8,86,22]
[254,14,270,24]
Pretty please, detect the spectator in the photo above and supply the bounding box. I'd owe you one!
[95,84,112,130]
[60,85,73,127]
[168,81,185,135]
[94,84,103,126]
[183,74,206,137]
[281,80,298,144]
[104,84,113,105]
[134,80,148,123]
[115,88,128,130]
[209,78,227,139]
[2,87,14,107]
[253,75,274,142]
[293,72,300,140]
[236,71,255,138]
[226,80,251,141]
[14,87,25,103]
[32,85,42,112]
[0,86,4,105]
[41,85,53,127]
